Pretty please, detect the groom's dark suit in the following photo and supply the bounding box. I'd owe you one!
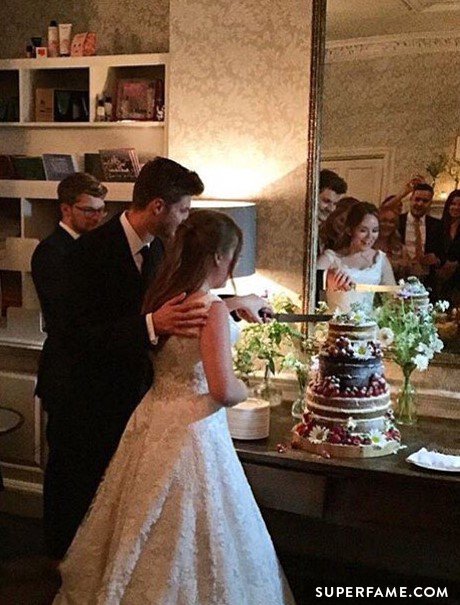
[44,213,164,558]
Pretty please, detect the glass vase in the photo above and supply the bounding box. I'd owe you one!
[395,365,417,425]
[253,368,282,407]
[291,384,306,419]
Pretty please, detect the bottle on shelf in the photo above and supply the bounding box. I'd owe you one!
[95,95,106,122]
[47,20,59,57]
[104,95,112,121]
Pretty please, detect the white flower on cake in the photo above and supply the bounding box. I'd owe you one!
[310,355,320,373]
[308,425,330,444]
[378,327,394,348]
[352,342,372,359]
[414,353,429,372]
[368,429,387,448]
[346,417,357,431]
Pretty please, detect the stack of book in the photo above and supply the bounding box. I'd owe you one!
[0,154,77,181]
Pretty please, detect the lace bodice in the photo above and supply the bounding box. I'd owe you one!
[152,294,241,398]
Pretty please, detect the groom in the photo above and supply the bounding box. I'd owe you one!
[45,157,269,561]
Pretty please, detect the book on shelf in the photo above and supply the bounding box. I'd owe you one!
[0,155,17,179]
[84,153,105,182]
[98,148,140,182]
[42,154,77,181]
[11,156,46,180]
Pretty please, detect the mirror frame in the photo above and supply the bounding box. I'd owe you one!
[302,0,327,315]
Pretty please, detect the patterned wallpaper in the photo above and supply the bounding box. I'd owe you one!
[1,0,169,58]
[322,50,460,197]
[168,0,312,295]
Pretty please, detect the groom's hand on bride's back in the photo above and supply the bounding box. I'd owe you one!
[151,293,209,337]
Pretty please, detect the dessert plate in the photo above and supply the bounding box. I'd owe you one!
[406,448,460,473]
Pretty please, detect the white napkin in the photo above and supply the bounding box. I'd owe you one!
[407,447,460,470]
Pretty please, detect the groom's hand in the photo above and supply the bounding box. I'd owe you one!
[152,293,208,337]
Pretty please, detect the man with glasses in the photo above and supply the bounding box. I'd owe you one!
[32,172,108,335]
[31,173,108,570]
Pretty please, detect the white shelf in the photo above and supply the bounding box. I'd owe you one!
[0,53,169,70]
[0,121,164,128]
[0,180,134,201]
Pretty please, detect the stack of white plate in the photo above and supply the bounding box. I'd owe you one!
[226,397,270,440]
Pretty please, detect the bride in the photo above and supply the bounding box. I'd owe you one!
[53,210,295,605]
[318,201,396,313]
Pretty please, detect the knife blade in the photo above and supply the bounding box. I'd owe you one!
[272,313,333,323]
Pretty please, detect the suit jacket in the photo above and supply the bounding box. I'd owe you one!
[398,213,445,291]
[31,226,77,402]
[64,213,164,451]
[398,213,444,260]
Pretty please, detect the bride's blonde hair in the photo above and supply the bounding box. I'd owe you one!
[143,209,242,313]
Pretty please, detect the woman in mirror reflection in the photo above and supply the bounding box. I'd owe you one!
[437,190,460,306]
[317,201,396,313]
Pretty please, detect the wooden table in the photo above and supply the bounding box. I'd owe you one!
[234,403,460,582]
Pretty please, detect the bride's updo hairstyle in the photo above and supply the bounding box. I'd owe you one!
[336,201,379,250]
[143,209,242,313]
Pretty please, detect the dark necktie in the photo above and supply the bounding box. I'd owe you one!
[139,239,164,289]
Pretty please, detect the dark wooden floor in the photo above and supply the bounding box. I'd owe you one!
[0,512,458,605]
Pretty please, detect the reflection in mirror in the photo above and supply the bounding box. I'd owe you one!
[316,0,460,354]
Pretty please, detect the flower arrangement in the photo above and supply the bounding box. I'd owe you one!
[233,293,305,406]
[374,278,446,424]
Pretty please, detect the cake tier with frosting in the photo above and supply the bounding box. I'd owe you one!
[292,314,401,458]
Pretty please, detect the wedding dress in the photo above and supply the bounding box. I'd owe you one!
[54,294,295,605]
[317,249,396,313]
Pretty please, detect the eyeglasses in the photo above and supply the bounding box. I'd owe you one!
[73,205,108,217]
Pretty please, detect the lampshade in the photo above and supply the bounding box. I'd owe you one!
[191,200,256,277]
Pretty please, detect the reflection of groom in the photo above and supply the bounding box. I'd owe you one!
[45,157,269,561]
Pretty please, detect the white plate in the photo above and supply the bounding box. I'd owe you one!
[406,457,460,473]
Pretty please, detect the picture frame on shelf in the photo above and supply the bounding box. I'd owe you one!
[42,154,77,181]
[115,78,164,121]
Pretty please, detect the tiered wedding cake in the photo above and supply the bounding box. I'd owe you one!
[292,310,401,458]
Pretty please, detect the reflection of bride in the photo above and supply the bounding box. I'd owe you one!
[317,202,396,313]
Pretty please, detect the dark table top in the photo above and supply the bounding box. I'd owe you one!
[234,402,460,487]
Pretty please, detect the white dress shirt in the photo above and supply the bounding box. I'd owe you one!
[119,212,158,345]
[59,221,80,240]
[405,213,426,260]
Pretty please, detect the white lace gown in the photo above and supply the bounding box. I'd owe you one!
[54,295,295,605]
[317,249,396,313]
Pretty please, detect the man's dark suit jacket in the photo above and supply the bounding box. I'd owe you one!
[41,213,164,558]
[398,213,444,260]
[31,225,76,404]
[398,213,444,290]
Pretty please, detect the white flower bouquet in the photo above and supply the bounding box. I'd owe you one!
[374,278,447,423]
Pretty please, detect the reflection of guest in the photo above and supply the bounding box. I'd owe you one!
[319,196,359,253]
[375,207,411,281]
[398,183,444,290]
[381,175,425,214]
[318,169,347,225]
[437,189,460,305]
[318,202,396,313]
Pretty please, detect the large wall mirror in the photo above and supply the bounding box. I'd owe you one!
[312,0,460,359]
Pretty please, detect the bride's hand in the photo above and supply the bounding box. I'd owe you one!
[326,268,355,292]
[224,294,273,323]
[151,293,209,337]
